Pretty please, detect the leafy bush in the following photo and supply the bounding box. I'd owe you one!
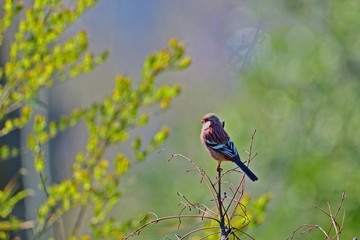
[0,1,190,239]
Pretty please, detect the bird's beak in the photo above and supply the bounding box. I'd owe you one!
[201,119,205,124]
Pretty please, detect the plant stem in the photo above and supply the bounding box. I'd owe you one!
[217,166,230,240]
[71,206,86,236]
[124,215,219,240]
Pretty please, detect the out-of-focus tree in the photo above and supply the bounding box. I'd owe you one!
[231,0,360,239]
[0,0,191,239]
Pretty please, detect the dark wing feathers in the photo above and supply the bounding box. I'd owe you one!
[205,138,238,158]
[204,131,258,181]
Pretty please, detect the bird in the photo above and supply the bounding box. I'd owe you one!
[200,113,258,181]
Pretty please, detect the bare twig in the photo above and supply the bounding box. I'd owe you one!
[177,192,217,218]
[167,153,218,210]
[326,191,346,237]
[177,226,220,240]
[287,224,329,240]
[0,220,35,231]
[217,167,231,239]
[232,227,255,240]
[226,130,257,221]
[39,171,49,197]
[327,202,340,240]
[71,206,86,236]
[199,231,222,240]
[123,215,219,240]
[287,192,347,240]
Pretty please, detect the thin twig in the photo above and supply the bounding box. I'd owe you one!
[39,171,49,197]
[167,153,219,210]
[0,85,11,108]
[234,228,255,240]
[288,192,347,240]
[34,148,60,239]
[227,130,257,221]
[327,202,340,240]
[220,167,239,178]
[287,224,330,240]
[53,217,65,240]
[177,193,217,218]
[71,206,86,236]
[199,231,222,240]
[0,220,35,230]
[340,210,346,236]
[123,215,219,240]
[312,205,331,218]
[141,212,159,222]
[326,191,346,236]
[177,226,220,240]
[227,175,246,221]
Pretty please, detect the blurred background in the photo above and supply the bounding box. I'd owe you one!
[5,0,360,239]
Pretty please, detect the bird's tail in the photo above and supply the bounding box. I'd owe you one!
[233,156,258,181]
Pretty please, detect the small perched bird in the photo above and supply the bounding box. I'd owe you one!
[200,113,258,181]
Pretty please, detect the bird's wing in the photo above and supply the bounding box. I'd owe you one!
[205,138,238,158]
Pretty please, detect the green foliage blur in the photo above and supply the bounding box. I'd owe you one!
[199,193,272,240]
[231,0,360,239]
[0,0,191,239]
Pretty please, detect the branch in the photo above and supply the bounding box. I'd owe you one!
[0,220,35,231]
[326,191,346,237]
[217,167,231,239]
[287,192,347,240]
[231,227,255,240]
[177,192,218,219]
[287,224,330,240]
[176,226,220,240]
[166,152,219,210]
[123,215,219,240]
[71,206,86,236]
[227,129,257,221]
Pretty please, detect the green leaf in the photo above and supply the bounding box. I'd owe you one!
[115,153,130,175]
[34,115,46,133]
[178,56,192,69]
[152,126,170,145]
[132,136,142,151]
[0,145,10,160]
[34,154,45,172]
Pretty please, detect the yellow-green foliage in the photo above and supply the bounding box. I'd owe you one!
[200,193,272,240]
[32,38,190,239]
[0,0,191,239]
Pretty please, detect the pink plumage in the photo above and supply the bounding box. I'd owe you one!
[200,113,258,181]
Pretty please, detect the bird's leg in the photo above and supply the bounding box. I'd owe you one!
[217,161,222,172]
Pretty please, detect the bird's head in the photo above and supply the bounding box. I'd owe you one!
[201,113,223,129]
